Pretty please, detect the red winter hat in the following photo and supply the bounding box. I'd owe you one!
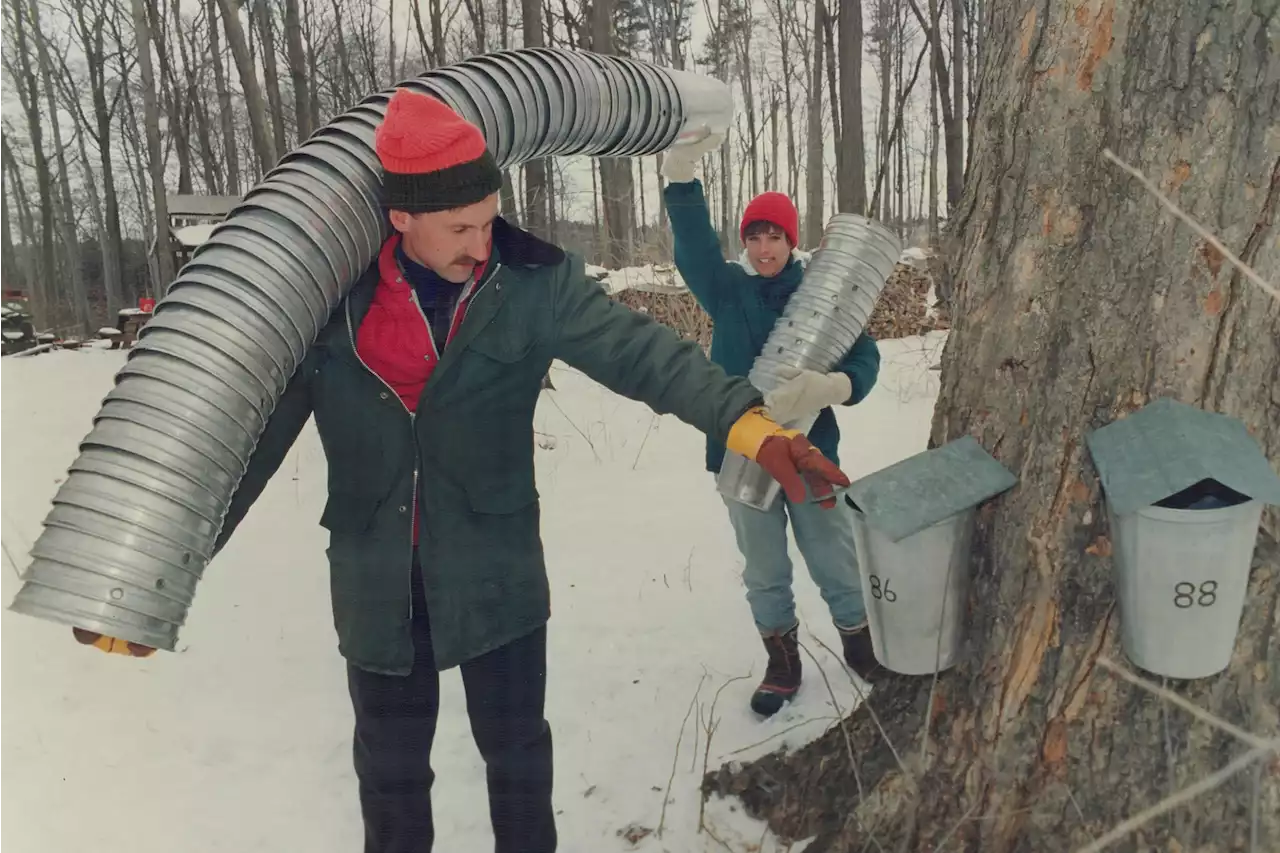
[374,89,502,212]
[740,192,799,247]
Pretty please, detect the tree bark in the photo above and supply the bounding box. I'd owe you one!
[709,2,1280,850]
[31,0,91,331]
[591,0,635,266]
[803,0,826,248]
[836,0,866,214]
[283,0,313,141]
[8,0,56,323]
[521,0,549,237]
[207,0,242,194]
[253,0,289,156]
[217,0,277,175]
[131,0,176,294]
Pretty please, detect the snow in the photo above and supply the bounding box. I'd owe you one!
[173,223,219,248]
[1,331,948,852]
[598,263,689,295]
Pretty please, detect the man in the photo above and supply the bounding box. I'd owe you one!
[660,134,883,718]
[71,91,852,852]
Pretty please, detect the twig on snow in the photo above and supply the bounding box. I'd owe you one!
[797,639,864,802]
[811,634,914,788]
[658,673,706,839]
[698,674,753,835]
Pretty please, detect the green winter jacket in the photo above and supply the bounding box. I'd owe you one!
[213,218,763,674]
[663,179,881,474]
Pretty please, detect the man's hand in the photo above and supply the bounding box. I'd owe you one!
[763,367,853,426]
[72,627,156,658]
[660,129,724,184]
[725,407,851,508]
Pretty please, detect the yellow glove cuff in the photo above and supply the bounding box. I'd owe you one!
[92,634,150,657]
[725,406,801,460]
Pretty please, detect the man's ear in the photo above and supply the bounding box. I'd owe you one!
[388,209,413,233]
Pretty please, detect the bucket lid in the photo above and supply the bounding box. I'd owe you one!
[1085,397,1280,515]
[845,435,1017,542]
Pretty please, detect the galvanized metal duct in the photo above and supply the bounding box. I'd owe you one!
[9,48,734,651]
[717,214,902,511]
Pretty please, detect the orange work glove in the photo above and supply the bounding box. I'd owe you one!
[725,406,851,508]
[72,627,156,658]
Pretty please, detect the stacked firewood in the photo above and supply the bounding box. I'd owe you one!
[865,261,950,340]
[607,260,947,349]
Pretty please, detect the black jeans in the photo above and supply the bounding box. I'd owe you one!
[346,573,555,853]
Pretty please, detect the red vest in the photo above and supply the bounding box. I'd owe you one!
[355,235,487,544]
[355,234,484,413]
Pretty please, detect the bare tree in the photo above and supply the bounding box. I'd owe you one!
[835,0,866,214]
[253,0,289,155]
[207,0,243,194]
[802,0,825,247]
[284,0,314,140]
[131,0,176,292]
[521,0,550,237]
[591,0,635,266]
[31,0,90,330]
[217,0,278,175]
[5,0,56,322]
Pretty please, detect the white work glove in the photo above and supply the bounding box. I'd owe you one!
[660,130,724,184]
[763,367,853,426]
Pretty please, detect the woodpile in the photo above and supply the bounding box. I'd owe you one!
[607,260,948,351]
[865,261,950,340]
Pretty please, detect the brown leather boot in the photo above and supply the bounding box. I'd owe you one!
[750,625,802,717]
[838,622,882,682]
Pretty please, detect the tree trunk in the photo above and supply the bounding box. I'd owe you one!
[928,0,941,239]
[2,136,41,306]
[591,0,635,266]
[253,0,289,156]
[836,0,866,214]
[709,3,1280,850]
[429,0,445,65]
[951,0,965,194]
[131,0,176,294]
[803,0,825,248]
[208,0,242,194]
[875,0,892,221]
[149,0,194,195]
[217,0,277,175]
[774,0,798,201]
[283,0,313,141]
[31,0,91,332]
[73,120,117,314]
[8,0,56,324]
[521,0,549,237]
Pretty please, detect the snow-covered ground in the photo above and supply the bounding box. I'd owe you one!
[1,331,947,853]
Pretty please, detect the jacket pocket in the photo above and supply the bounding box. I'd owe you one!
[467,330,536,364]
[462,475,539,515]
[319,490,382,534]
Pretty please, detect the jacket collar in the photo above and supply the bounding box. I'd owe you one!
[732,247,812,277]
[346,216,562,329]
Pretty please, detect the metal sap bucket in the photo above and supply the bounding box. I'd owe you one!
[850,505,975,675]
[1110,492,1263,680]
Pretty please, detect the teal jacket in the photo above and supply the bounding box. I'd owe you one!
[664,179,881,473]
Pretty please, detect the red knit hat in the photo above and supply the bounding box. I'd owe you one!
[740,192,799,247]
[375,89,503,212]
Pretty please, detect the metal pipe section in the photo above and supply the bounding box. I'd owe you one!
[717,214,902,511]
[8,48,734,651]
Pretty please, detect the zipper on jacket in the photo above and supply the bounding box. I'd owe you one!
[347,300,419,619]
[339,261,504,623]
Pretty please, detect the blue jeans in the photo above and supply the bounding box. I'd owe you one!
[722,493,867,634]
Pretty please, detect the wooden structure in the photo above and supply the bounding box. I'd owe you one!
[165,194,240,271]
